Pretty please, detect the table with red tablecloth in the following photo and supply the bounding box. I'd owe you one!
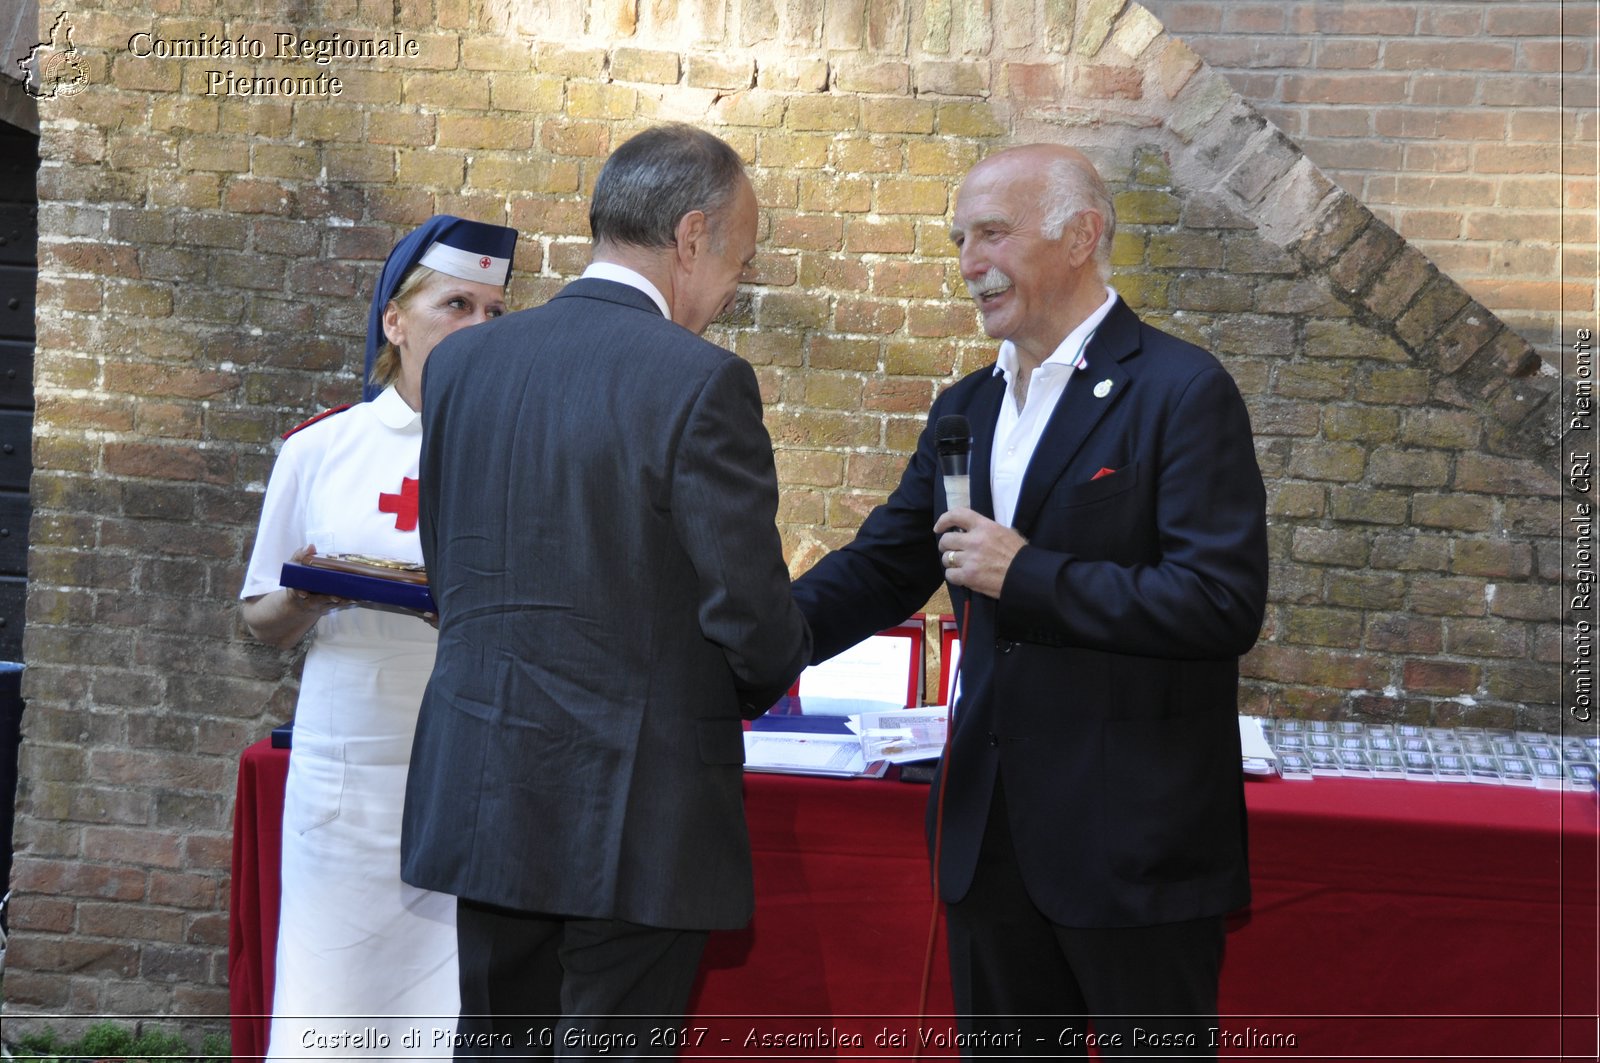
[231,738,1598,1059]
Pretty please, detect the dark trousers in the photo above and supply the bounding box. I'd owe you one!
[453,898,709,1061]
[944,781,1226,1059]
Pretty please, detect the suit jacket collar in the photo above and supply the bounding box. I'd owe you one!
[552,277,666,317]
[1008,297,1140,534]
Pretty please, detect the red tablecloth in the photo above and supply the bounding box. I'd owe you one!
[228,739,289,1060]
[230,739,1599,1060]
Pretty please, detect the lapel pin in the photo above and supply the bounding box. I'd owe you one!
[1093,378,1113,399]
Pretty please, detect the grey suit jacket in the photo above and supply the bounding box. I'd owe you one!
[400,278,810,931]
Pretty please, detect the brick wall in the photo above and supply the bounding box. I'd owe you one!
[8,0,1571,1022]
[1141,0,1596,352]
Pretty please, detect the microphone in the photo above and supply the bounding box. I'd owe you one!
[935,414,971,514]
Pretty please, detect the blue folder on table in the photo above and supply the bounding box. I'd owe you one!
[270,721,293,749]
[751,694,903,735]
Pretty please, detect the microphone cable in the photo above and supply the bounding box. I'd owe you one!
[918,411,974,1051]
[915,596,970,1055]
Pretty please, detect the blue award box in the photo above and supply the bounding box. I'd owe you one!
[279,557,436,614]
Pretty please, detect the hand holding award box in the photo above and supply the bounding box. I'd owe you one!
[279,552,436,615]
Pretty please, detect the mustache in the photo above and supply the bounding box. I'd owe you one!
[966,267,1012,299]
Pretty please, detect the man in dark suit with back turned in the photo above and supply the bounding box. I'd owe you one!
[402,124,811,1055]
[792,144,1268,1056]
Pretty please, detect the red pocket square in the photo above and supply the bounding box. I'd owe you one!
[1091,467,1118,481]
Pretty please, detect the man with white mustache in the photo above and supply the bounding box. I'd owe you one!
[793,144,1268,1056]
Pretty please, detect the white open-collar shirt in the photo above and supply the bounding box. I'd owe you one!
[989,286,1119,529]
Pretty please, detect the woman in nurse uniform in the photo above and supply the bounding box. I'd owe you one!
[239,216,517,1058]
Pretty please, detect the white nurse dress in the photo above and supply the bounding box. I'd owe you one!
[241,386,458,1058]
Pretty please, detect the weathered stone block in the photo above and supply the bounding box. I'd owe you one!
[611,47,681,85]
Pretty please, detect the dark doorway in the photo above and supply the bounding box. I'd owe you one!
[0,117,35,930]
[0,120,34,663]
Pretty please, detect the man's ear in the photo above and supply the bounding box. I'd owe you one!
[673,209,710,268]
[1068,211,1103,269]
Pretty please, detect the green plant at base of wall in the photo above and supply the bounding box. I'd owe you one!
[10,1023,228,1063]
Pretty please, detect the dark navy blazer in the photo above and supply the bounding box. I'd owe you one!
[793,298,1268,928]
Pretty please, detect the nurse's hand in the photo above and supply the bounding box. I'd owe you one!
[240,544,347,649]
[285,546,347,612]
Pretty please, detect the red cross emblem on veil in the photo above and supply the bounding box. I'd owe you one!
[378,476,420,532]
[479,255,491,269]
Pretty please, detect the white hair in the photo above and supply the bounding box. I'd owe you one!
[1039,155,1116,282]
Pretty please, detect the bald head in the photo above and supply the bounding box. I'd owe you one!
[963,145,1116,282]
[950,144,1119,363]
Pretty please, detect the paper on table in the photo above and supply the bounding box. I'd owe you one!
[853,707,948,764]
[743,733,875,777]
[765,695,902,718]
[1238,715,1279,777]
[797,633,912,705]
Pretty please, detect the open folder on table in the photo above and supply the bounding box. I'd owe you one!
[745,617,926,779]
[744,696,898,778]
